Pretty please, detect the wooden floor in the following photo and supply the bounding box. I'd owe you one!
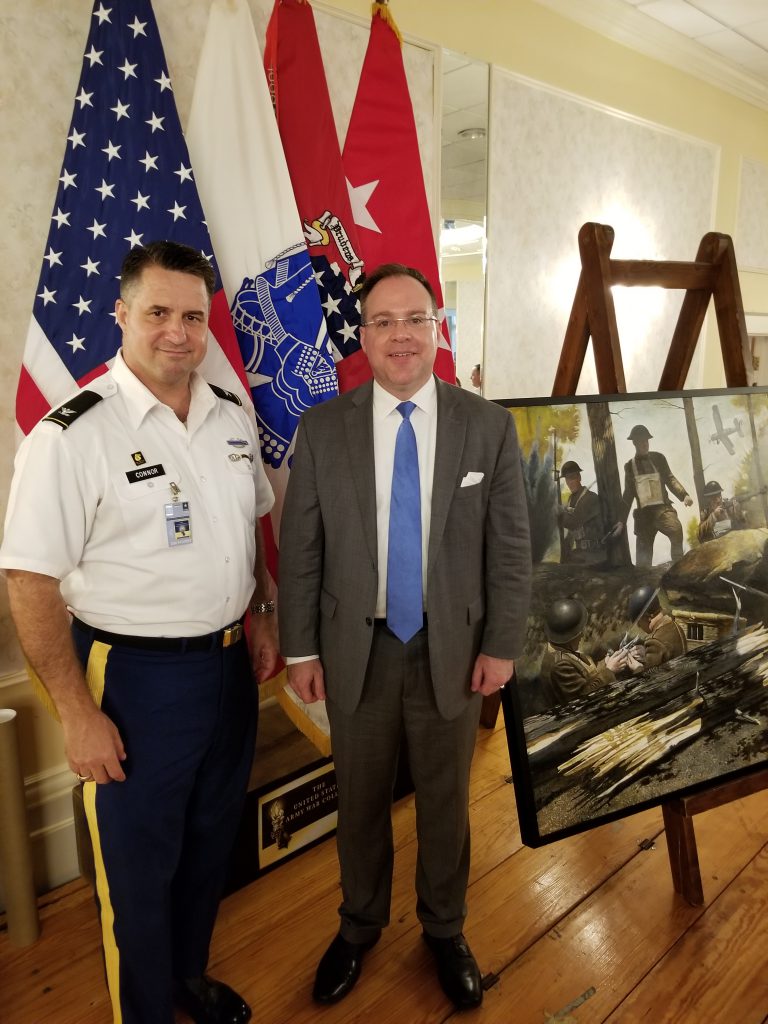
[2,720,767,1024]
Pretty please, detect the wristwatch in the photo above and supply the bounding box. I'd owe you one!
[250,600,275,615]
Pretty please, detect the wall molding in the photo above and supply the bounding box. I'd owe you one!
[0,761,80,912]
[492,62,722,153]
[0,668,28,692]
[27,762,80,895]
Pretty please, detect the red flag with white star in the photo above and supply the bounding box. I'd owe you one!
[342,2,456,383]
[264,0,371,392]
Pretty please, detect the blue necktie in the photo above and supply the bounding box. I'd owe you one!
[387,401,423,643]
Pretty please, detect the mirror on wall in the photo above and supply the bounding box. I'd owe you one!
[439,51,489,394]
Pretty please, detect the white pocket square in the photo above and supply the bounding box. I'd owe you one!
[460,472,484,487]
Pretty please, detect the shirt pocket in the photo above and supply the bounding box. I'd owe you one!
[111,466,179,553]
[224,455,257,525]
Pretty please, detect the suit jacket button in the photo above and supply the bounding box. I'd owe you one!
[365,617,373,626]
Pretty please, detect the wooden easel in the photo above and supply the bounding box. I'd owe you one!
[484,221,767,904]
[554,221,749,394]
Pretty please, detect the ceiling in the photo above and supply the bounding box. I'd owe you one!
[539,0,768,107]
[439,1,768,261]
[615,0,768,83]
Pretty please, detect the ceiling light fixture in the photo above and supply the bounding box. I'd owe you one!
[457,127,486,141]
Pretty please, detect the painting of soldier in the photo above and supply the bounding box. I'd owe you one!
[540,598,627,704]
[626,585,687,668]
[697,479,749,542]
[614,424,694,567]
[497,387,768,845]
[556,462,608,566]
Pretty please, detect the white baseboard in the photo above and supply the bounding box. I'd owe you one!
[0,672,82,908]
[27,762,82,892]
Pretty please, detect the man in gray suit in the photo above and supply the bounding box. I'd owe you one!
[278,263,531,1010]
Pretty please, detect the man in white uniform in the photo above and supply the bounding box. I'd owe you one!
[1,241,277,1024]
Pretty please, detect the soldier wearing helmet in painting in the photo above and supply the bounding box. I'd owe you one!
[624,585,687,671]
[612,424,693,567]
[540,598,627,704]
[697,480,748,543]
[556,461,606,565]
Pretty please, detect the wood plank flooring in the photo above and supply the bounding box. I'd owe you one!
[1,720,767,1024]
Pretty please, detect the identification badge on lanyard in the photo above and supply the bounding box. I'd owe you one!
[165,482,192,546]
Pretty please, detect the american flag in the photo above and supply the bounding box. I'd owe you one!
[17,0,243,436]
[312,256,364,364]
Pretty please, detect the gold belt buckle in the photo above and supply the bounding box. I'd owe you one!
[222,622,243,647]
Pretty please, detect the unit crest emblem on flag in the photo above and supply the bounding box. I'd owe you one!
[303,210,364,289]
[232,247,338,468]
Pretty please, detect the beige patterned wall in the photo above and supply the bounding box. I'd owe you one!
[736,157,768,273]
[485,68,719,401]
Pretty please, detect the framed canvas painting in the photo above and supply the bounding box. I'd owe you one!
[497,388,768,845]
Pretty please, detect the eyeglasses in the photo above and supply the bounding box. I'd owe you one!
[361,315,438,333]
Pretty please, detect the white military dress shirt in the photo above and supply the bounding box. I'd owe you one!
[0,353,273,636]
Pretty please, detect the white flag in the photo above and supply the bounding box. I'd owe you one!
[187,0,337,753]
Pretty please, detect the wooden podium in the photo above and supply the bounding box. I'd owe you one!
[486,221,764,904]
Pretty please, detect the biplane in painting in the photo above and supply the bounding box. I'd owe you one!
[709,402,743,456]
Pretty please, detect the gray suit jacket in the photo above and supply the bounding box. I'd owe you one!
[278,377,532,720]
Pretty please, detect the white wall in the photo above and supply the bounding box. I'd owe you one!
[485,68,718,400]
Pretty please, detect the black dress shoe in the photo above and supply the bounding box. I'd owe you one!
[423,932,483,1009]
[313,931,381,1004]
[174,975,251,1024]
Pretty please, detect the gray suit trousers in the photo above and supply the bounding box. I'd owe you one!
[326,621,482,943]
